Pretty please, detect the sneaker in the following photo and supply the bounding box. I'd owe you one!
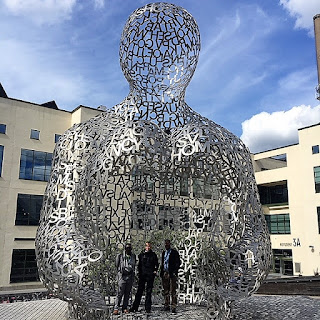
[163,306,170,311]
[113,309,119,315]
[172,308,177,314]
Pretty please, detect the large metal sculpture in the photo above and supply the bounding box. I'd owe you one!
[35,2,271,319]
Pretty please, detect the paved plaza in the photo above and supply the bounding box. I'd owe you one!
[1,295,320,320]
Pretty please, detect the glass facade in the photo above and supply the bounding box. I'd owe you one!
[19,149,52,181]
[131,200,211,232]
[0,123,6,134]
[272,249,293,275]
[255,153,287,172]
[314,166,320,193]
[258,182,288,205]
[30,129,40,140]
[15,194,43,225]
[0,145,3,177]
[10,249,39,283]
[265,214,291,234]
[193,178,219,199]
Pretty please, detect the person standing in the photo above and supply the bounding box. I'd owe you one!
[113,243,136,315]
[160,239,181,313]
[130,242,159,313]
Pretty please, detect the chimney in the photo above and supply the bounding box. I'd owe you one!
[314,14,320,100]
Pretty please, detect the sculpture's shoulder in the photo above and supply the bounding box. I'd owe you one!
[56,108,125,148]
[171,110,250,159]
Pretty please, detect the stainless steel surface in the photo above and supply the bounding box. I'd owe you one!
[35,3,271,319]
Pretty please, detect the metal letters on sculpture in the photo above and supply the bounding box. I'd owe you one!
[36,3,271,319]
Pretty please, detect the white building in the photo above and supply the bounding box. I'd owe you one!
[0,84,101,290]
[253,123,320,276]
[1,82,320,291]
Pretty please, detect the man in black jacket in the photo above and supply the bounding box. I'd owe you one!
[130,241,159,313]
[160,239,181,313]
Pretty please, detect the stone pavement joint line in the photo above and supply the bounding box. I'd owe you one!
[1,295,320,320]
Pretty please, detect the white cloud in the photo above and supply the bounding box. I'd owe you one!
[279,0,320,35]
[2,0,77,25]
[94,0,105,10]
[241,105,320,153]
[0,38,89,108]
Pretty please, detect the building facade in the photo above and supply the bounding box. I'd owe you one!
[1,83,320,290]
[0,86,101,290]
[253,123,320,277]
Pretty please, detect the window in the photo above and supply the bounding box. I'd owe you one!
[55,134,61,143]
[15,194,43,226]
[0,145,3,177]
[312,145,320,154]
[19,149,52,181]
[317,207,320,234]
[193,178,204,198]
[314,167,320,193]
[258,182,288,205]
[193,178,219,199]
[265,214,291,234]
[180,177,189,196]
[131,167,154,192]
[255,153,287,172]
[0,123,6,134]
[10,249,39,283]
[30,129,40,140]
[131,201,155,230]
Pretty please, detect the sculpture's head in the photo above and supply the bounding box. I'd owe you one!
[119,2,201,98]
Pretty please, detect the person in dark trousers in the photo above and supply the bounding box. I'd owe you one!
[113,243,136,315]
[130,241,159,313]
[160,239,181,313]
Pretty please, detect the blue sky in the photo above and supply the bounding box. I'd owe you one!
[0,0,320,152]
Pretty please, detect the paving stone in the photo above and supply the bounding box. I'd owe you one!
[0,299,67,320]
[1,295,320,320]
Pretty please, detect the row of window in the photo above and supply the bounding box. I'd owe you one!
[258,169,320,204]
[0,123,61,142]
[265,209,320,235]
[6,247,297,283]
[0,147,53,180]
[30,130,61,143]
[265,214,291,234]
[132,171,219,199]
[7,207,320,284]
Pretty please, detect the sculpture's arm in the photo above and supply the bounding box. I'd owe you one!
[35,119,99,300]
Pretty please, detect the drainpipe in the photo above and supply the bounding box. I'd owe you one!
[313,14,320,100]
